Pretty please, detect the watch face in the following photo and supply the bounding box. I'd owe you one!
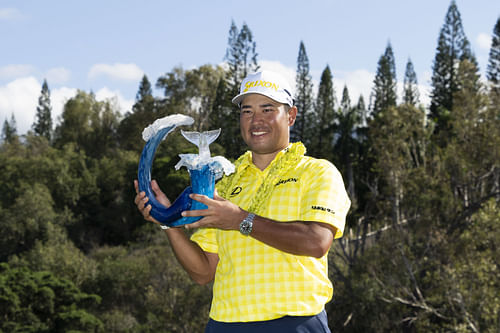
[240,221,249,234]
[240,220,252,235]
[240,213,254,235]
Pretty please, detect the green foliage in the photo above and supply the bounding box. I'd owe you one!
[487,16,500,101]
[309,65,336,159]
[403,58,420,106]
[53,90,121,159]
[224,20,259,95]
[372,42,397,115]
[86,237,211,332]
[32,79,53,141]
[429,0,477,137]
[1,113,18,144]
[292,41,314,143]
[0,263,102,332]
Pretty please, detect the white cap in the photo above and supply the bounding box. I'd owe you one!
[232,70,294,107]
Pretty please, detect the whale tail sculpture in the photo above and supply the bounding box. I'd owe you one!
[181,129,221,160]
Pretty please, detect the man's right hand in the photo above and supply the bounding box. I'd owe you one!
[134,179,171,224]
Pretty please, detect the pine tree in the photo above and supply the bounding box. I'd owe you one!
[403,58,420,106]
[2,113,17,144]
[237,23,259,80]
[291,41,314,143]
[429,0,476,134]
[32,79,53,141]
[340,85,351,113]
[372,42,397,115]
[118,75,157,151]
[136,75,153,103]
[224,21,259,96]
[356,95,368,128]
[310,65,335,158]
[486,16,500,98]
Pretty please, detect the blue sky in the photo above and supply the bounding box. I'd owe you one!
[1,0,499,134]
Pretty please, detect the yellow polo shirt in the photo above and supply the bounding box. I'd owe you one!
[191,143,350,322]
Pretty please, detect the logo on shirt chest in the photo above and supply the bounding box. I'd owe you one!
[230,186,242,197]
[274,177,298,187]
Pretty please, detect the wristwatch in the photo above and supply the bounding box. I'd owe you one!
[239,213,255,236]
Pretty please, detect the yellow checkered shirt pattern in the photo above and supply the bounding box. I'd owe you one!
[191,150,350,322]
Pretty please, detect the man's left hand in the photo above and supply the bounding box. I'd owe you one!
[182,191,247,230]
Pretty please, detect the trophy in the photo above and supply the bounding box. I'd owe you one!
[138,114,234,227]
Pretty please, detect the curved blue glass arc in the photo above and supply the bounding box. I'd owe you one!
[137,125,217,227]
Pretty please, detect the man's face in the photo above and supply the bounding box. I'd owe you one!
[239,94,296,155]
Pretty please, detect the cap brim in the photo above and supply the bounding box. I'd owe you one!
[231,91,292,106]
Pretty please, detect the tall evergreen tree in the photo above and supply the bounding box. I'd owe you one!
[310,65,335,158]
[1,113,17,144]
[429,0,476,134]
[356,95,368,128]
[136,75,153,104]
[118,75,156,151]
[291,41,314,143]
[340,85,351,113]
[372,42,397,115]
[403,58,420,106]
[224,21,259,96]
[486,16,500,97]
[32,79,53,141]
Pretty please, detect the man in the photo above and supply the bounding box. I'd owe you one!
[134,70,350,332]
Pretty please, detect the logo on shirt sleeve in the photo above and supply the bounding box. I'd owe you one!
[311,205,336,215]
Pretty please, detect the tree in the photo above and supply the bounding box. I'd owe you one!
[118,75,158,151]
[310,65,335,158]
[32,79,53,141]
[1,113,17,144]
[372,42,397,115]
[429,0,476,136]
[403,58,420,106]
[0,263,102,332]
[224,20,259,96]
[291,41,314,143]
[53,91,121,158]
[486,16,500,99]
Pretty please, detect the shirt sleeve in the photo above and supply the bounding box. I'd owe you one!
[190,227,218,253]
[300,159,351,238]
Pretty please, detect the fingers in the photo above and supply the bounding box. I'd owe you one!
[151,179,164,196]
[182,208,209,218]
[189,193,212,204]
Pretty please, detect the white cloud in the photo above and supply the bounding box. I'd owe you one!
[95,87,134,114]
[45,67,71,84]
[0,8,23,21]
[0,77,40,134]
[258,60,297,90]
[333,69,375,104]
[0,77,78,135]
[0,64,35,80]
[476,33,492,51]
[88,63,144,81]
[0,76,138,135]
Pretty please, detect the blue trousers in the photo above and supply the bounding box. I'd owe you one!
[204,310,331,333]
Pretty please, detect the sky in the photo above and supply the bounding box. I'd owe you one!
[1,0,499,135]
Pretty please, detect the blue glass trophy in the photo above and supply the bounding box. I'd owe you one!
[137,114,234,227]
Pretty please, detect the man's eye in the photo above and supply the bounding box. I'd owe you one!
[264,108,274,112]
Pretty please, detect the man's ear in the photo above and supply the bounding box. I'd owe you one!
[288,106,298,126]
